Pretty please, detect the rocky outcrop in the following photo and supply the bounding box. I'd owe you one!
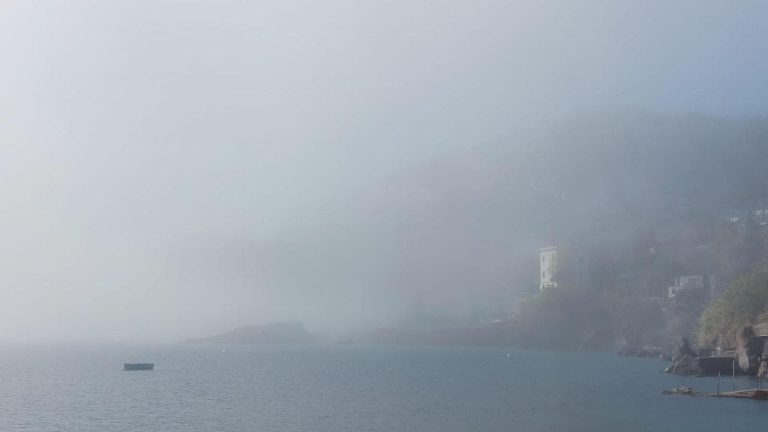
[666,338,701,375]
[662,386,695,396]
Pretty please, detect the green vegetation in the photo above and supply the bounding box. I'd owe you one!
[698,262,768,348]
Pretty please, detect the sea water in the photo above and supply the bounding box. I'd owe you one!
[0,344,765,432]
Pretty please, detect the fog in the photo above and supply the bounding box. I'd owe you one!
[1,1,767,342]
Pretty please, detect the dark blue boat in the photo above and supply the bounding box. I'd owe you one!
[124,363,154,371]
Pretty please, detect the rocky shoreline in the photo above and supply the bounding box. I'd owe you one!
[638,326,768,378]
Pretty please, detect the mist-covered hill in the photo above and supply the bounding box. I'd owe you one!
[212,112,768,332]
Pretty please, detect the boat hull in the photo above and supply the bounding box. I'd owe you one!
[124,363,154,371]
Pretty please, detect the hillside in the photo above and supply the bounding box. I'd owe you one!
[187,322,315,345]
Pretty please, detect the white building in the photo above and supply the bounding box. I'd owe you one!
[539,246,558,290]
[667,275,721,300]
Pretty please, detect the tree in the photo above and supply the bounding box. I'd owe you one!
[698,261,768,348]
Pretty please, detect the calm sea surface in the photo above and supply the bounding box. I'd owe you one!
[0,344,765,431]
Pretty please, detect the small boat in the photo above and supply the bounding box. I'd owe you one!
[124,363,154,371]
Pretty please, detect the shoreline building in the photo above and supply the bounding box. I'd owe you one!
[539,246,558,290]
[539,245,592,291]
[667,275,722,302]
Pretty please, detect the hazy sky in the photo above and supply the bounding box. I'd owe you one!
[1,1,768,342]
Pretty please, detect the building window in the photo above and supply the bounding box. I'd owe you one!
[542,255,546,263]
[542,271,546,279]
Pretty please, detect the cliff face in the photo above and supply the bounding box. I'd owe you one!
[188,322,314,344]
[735,327,768,375]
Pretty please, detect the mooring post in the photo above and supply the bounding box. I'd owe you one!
[717,371,721,396]
[756,368,759,391]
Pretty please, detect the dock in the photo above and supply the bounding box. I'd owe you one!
[663,387,768,400]
[707,389,768,400]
